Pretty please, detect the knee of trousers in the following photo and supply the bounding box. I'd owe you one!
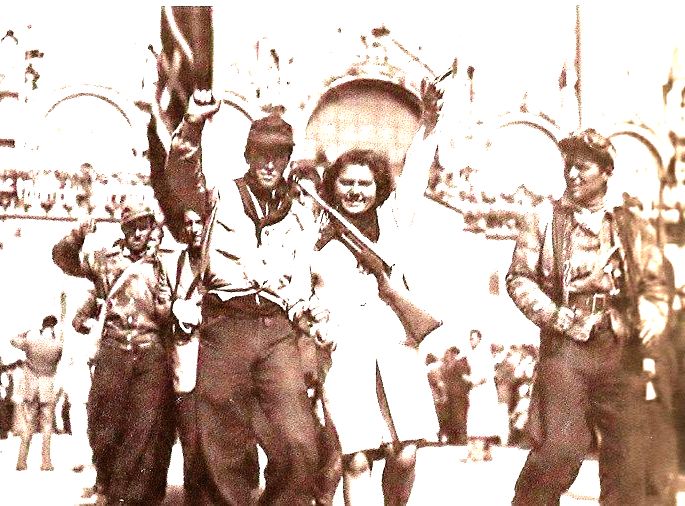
[272,428,319,476]
[527,439,587,478]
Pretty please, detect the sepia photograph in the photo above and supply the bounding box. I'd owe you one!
[0,2,684,504]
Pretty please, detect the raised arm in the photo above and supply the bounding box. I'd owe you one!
[9,331,30,351]
[165,89,221,217]
[52,220,95,279]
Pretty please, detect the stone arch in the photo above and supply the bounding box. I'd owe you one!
[299,74,424,176]
[480,112,565,197]
[42,86,135,123]
[27,84,144,173]
[606,122,673,208]
[493,112,562,144]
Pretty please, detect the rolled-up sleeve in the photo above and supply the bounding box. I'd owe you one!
[52,229,90,279]
[165,117,216,216]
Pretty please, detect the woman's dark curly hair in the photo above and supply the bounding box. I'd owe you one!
[321,149,395,210]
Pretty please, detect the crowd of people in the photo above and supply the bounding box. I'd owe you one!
[0,76,680,506]
[0,166,155,221]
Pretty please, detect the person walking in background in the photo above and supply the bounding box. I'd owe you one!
[52,204,175,506]
[461,329,500,462]
[10,314,63,471]
[0,347,22,441]
[506,128,671,505]
[310,149,440,506]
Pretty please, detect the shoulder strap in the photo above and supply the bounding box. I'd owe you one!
[94,258,145,328]
[197,200,219,289]
[173,249,187,300]
[550,201,571,304]
[105,259,143,304]
[170,248,203,301]
[611,206,638,306]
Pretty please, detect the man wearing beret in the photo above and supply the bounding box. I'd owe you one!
[165,90,324,505]
[506,128,671,505]
[52,204,175,505]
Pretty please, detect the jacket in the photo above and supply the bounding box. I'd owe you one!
[506,199,670,357]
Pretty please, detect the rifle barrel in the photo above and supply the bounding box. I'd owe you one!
[295,178,393,270]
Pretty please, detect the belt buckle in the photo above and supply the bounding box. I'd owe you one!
[592,293,607,313]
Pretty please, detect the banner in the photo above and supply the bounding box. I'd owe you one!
[148,6,213,237]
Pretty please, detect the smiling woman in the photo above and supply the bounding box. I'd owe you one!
[312,147,440,506]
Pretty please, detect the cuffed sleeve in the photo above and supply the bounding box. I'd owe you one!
[52,228,89,278]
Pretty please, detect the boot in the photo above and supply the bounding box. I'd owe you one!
[16,436,30,471]
[41,432,54,471]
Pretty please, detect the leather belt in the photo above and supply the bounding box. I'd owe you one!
[102,339,156,352]
[568,292,610,314]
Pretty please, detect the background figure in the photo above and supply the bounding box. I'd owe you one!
[10,314,63,471]
[311,148,440,506]
[161,208,205,505]
[643,258,679,505]
[0,353,20,439]
[425,346,470,445]
[502,345,538,447]
[462,329,500,461]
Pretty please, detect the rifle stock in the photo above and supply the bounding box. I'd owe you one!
[378,274,442,344]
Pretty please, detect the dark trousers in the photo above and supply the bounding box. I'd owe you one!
[194,302,319,506]
[645,399,678,505]
[177,391,272,506]
[175,391,204,506]
[0,395,12,438]
[88,343,175,505]
[512,332,646,506]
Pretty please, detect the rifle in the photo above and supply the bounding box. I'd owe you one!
[294,177,441,344]
[295,178,394,275]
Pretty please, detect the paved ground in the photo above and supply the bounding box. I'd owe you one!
[4,433,682,505]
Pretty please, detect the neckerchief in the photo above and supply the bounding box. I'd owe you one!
[235,176,293,245]
[558,193,609,236]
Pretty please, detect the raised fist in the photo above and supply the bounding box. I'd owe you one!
[186,89,221,123]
